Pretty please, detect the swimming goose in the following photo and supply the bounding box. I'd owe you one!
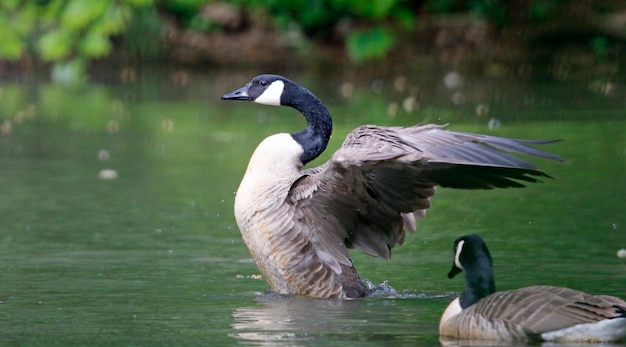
[440,234,626,342]
[221,74,564,299]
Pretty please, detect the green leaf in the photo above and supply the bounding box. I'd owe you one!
[0,13,23,59]
[92,5,129,36]
[391,7,416,31]
[38,29,75,61]
[123,0,154,6]
[61,0,109,30]
[80,30,112,57]
[0,32,23,60]
[13,3,38,36]
[1,0,21,11]
[334,0,396,19]
[368,0,397,18]
[346,27,394,62]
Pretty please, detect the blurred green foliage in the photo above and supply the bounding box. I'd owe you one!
[0,0,620,81]
[346,26,395,62]
[236,0,414,62]
[0,0,153,83]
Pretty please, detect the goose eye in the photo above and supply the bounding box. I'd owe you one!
[260,80,267,87]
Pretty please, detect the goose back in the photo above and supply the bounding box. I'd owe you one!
[440,234,626,342]
[440,285,626,341]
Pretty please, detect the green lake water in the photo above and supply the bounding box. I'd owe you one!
[1,66,625,346]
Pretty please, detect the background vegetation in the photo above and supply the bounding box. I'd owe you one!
[1,0,624,83]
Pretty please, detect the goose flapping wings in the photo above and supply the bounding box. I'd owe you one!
[224,74,564,298]
[288,124,564,274]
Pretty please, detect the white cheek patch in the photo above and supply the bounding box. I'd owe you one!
[454,240,465,270]
[254,80,284,106]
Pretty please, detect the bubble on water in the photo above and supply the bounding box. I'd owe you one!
[451,91,465,105]
[488,118,501,130]
[98,169,118,180]
[476,103,490,117]
[107,120,120,133]
[444,71,463,89]
[98,149,110,160]
[371,79,384,93]
[340,82,354,98]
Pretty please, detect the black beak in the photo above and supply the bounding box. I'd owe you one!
[447,262,463,279]
[221,85,252,101]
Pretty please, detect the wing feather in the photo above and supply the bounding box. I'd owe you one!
[460,286,626,335]
[290,124,564,260]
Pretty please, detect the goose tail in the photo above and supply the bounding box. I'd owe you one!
[614,305,626,318]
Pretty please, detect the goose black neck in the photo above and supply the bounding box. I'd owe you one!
[459,257,496,308]
[284,84,332,166]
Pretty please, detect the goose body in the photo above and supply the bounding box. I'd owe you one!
[440,234,626,342]
[222,74,564,299]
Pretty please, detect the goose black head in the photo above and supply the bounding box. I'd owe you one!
[221,74,290,106]
[448,234,492,279]
[221,74,332,166]
[449,234,496,308]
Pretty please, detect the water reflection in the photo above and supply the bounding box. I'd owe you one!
[230,290,442,346]
[439,337,530,346]
[440,336,625,347]
[231,295,349,345]
[231,294,626,347]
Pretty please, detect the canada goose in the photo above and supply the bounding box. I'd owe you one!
[221,74,564,299]
[440,234,626,342]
